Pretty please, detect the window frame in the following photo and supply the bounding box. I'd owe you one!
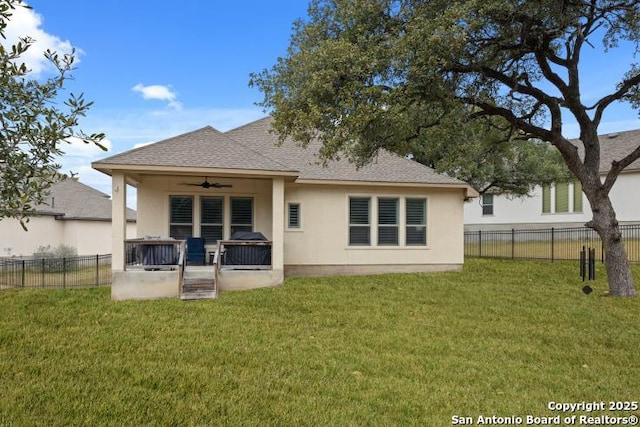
[405,197,427,246]
[481,194,494,216]
[349,196,371,246]
[377,197,399,246]
[230,196,254,236]
[169,195,194,240]
[200,196,224,243]
[287,202,302,230]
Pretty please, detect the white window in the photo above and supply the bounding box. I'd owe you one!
[406,198,427,246]
[349,197,371,245]
[481,194,494,216]
[378,198,399,245]
[169,195,193,240]
[230,197,254,235]
[288,203,301,229]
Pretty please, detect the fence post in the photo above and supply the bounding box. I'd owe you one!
[96,254,100,286]
[511,228,515,259]
[21,260,25,288]
[41,258,45,287]
[551,227,555,262]
[479,230,482,257]
[62,257,66,289]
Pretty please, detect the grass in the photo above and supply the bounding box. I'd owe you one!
[0,259,639,426]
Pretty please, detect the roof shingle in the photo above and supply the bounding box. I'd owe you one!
[34,179,136,221]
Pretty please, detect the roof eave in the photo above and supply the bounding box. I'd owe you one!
[293,178,479,197]
[92,163,300,180]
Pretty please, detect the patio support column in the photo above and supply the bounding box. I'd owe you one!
[112,172,127,271]
[272,177,285,282]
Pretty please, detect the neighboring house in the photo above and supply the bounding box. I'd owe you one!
[92,116,477,300]
[465,128,640,231]
[0,179,137,257]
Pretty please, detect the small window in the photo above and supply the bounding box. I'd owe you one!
[542,185,551,213]
[288,203,301,229]
[170,195,193,240]
[555,182,569,213]
[378,198,399,245]
[201,196,223,243]
[481,194,494,216]
[349,197,370,245]
[406,198,426,246]
[573,181,583,212]
[230,197,253,235]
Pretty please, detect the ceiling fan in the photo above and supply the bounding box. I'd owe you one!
[180,177,232,189]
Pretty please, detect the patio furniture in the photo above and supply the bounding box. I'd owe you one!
[186,237,206,265]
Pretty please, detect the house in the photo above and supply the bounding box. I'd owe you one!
[464,128,640,231]
[0,179,137,257]
[92,117,477,300]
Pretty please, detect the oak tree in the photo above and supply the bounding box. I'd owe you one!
[252,0,640,296]
[0,0,104,227]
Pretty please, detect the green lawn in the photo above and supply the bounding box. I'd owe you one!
[1,259,639,426]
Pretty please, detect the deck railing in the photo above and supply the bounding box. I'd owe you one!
[215,240,273,270]
[125,238,186,271]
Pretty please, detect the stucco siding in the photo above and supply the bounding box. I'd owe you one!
[464,172,640,229]
[0,216,135,256]
[283,184,465,266]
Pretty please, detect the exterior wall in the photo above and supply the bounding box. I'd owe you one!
[464,172,640,231]
[136,175,273,252]
[0,216,136,256]
[283,184,466,269]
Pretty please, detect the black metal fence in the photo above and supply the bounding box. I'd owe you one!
[0,254,111,290]
[464,224,640,263]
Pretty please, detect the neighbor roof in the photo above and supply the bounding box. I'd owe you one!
[94,116,470,189]
[34,179,136,221]
[589,129,640,173]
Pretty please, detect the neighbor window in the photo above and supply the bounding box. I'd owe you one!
[542,182,583,214]
[406,198,427,245]
[377,198,399,245]
[349,197,371,245]
[230,197,254,235]
[169,195,193,240]
[481,194,494,216]
[288,203,301,229]
[200,196,223,243]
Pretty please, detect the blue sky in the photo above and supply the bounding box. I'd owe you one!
[4,1,640,207]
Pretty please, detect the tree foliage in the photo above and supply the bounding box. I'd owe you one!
[253,0,640,296]
[0,0,104,226]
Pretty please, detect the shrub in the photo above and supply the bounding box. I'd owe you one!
[32,245,79,271]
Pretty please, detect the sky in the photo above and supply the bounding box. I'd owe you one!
[3,1,640,208]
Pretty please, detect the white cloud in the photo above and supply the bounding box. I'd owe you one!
[132,83,183,110]
[1,3,78,76]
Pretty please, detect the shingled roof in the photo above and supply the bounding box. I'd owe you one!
[225,117,466,185]
[94,116,469,188]
[590,129,640,173]
[34,179,136,221]
[94,126,295,173]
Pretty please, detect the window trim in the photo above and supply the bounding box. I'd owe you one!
[481,194,494,216]
[200,195,224,243]
[287,202,302,230]
[405,197,427,246]
[349,196,371,246]
[347,195,428,248]
[377,197,399,246]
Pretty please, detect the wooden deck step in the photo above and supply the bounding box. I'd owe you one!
[181,278,217,300]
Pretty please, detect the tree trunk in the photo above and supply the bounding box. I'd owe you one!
[587,193,636,297]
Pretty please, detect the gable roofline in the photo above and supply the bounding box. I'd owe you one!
[93,125,298,175]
